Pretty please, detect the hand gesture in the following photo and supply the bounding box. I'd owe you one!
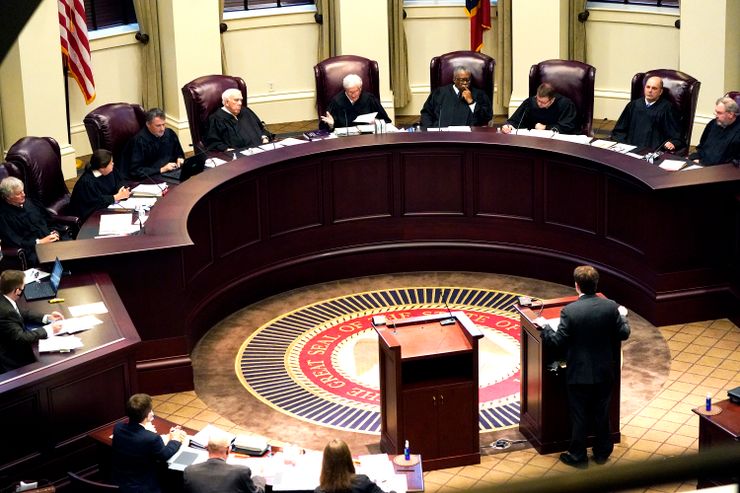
[114,186,131,201]
[320,111,335,129]
[501,124,514,134]
[461,88,473,105]
[39,231,60,244]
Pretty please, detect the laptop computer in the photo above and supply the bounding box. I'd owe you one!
[24,257,63,301]
[160,152,207,182]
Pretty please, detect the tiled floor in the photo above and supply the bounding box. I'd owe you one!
[151,318,739,493]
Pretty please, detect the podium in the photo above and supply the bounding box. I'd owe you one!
[374,312,483,471]
[515,295,622,454]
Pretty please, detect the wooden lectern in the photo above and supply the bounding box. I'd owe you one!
[374,312,483,471]
[515,295,622,454]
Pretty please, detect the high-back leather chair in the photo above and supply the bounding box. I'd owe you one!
[630,69,701,153]
[430,50,495,108]
[83,102,146,176]
[529,59,596,136]
[4,137,80,231]
[725,91,740,108]
[182,75,248,150]
[0,162,27,269]
[68,472,118,491]
[314,55,380,123]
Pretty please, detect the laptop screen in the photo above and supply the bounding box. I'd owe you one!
[49,257,63,291]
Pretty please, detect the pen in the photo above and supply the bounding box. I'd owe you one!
[49,298,65,304]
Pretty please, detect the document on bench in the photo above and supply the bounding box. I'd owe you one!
[109,197,157,210]
[39,335,84,352]
[24,268,50,284]
[56,316,104,334]
[68,302,109,317]
[426,126,472,132]
[98,213,140,236]
[353,112,378,124]
[551,133,592,145]
[131,183,167,197]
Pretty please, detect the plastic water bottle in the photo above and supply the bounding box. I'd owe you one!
[404,440,410,461]
[705,393,712,412]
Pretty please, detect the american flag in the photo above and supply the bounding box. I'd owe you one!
[465,0,491,53]
[58,0,95,103]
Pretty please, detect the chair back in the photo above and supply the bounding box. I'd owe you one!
[630,69,701,151]
[83,103,146,175]
[725,91,740,108]
[68,472,119,492]
[314,55,380,123]
[5,136,71,216]
[430,50,495,106]
[182,75,248,150]
[529,59,596,135]
[0,162,9,182]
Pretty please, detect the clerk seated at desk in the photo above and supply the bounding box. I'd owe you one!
[0,176,71,265]
[124,108,185,179]
[112,393,187,493]
[204,88,273,152]
[316,439,388,493]
[184,429,266,493]
[320,74,391,131]
[0,269,64,374]
[69,149,132,222]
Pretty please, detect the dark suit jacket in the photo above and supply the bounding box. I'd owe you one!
[541,294,630,385]
[0,295,46,373]
[184,458,266,493]
[112,421,182,493]
[314,474,386,493]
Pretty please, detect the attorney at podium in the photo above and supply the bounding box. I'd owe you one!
[540,265,630,468]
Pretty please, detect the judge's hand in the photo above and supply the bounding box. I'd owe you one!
[320,111,335,129]
[261,135,270,144]
[50,321,63,335]
[39,232,60,244]
[461,89,473,105]
[534,123,547,130]
[160,162,179,173]
[663,141,675,151]
[618,305,628,317]
[114,186,131,202]
[48,311,64,322]
[501,124,514,134]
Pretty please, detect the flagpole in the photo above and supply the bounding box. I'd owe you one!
[63,63,71,142]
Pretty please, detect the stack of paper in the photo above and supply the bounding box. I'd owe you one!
[426,126,472,132]
[56,316,104,334]
[23,268,50,285]
[39,335,83,352]
[131,183,167,197]
[591,139,616,149]
[552,133,592,145]
[357,454,408,493]
[108,197,157,210]
[658,159,689,171]
[279,138,309,146]
[68,302,109,317]
[98,213,140,236]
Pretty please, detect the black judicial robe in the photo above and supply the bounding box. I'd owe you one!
[205,107,268,152]
[0,198,54,265]
[322,91,391,130]
[688,118,740,166]
[611,98,682,150]
[420,84,492,129]
[69,168,126,222]
[125,127,184,179]
[506,95,579,134]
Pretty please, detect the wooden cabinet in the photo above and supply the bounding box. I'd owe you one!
[693,399,740,488]
[375,312,482,471]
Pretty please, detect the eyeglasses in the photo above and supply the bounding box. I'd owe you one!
[454,77,471,83]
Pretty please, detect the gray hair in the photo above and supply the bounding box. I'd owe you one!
[145,108,165,122]
[222,88,243,105]
[453,66,471,78]
[342,74,363,90]
[717,97,739,115]
[0,177,23,200]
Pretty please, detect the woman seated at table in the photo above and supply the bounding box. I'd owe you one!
[315,439,387,493]
[69,149,131,222]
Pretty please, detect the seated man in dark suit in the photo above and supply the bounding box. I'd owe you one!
[541,265,630,468]
[0,270,63,374]
[0,177,68,265]
[69,149,131,222]
[112,393,186,493]
[125,108,185,179]
[502,82,579,134]
[183,430,266,493]
[320,73,391,131]
[420,65,492,129]
[611,76,682,152]
[689,96,740,166]
[205,88,273,152]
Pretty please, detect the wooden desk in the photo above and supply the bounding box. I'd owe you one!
[36,131,740,394]
[693,399,740,487]
[0,272,139,489]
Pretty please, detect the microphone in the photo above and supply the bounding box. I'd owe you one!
[437,106,444,131]
[514,103,529,135]
[137,173,168,197]
[643,140,668,164]
[592,117,608,139]
[344,110,349,136]
[260,121,277,142]
[135,205,146,235]
[442,300,456,325]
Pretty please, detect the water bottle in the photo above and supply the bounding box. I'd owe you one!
[404,440,410,461]
[705,393,712,412]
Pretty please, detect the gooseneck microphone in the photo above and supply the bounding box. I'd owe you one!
[592,117,609,139]
[643,140,669,164]
[514,103,529,135]
[344,110,349,136]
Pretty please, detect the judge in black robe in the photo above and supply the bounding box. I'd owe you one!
[320,74,391,131]
[0,176,64,265]
[504,85,579,134]
[420,67,492,129]
[611,76,682,151]
[125,109,185,179]
[205,88,272,152]
[688,97,740,166]
[69,149,131,222]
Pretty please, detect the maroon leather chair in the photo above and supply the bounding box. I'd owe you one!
[314,55,380,123]
[0,162,28,270]
[725,91,740,108]
[4,137,80,232]
[182,75,248,150]
[529,59,596,136]
[630,69,701,154]
[83,102,146,175]
[430,50,495,107]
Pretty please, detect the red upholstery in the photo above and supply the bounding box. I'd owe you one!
[83,102,146,173]
[314,55,380,123]
[529,59,596,136]
[4,137,79,230]
[630,69,701,152]
[182,75,248,150]
[725,91,740,108]
[430,50,495,105]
